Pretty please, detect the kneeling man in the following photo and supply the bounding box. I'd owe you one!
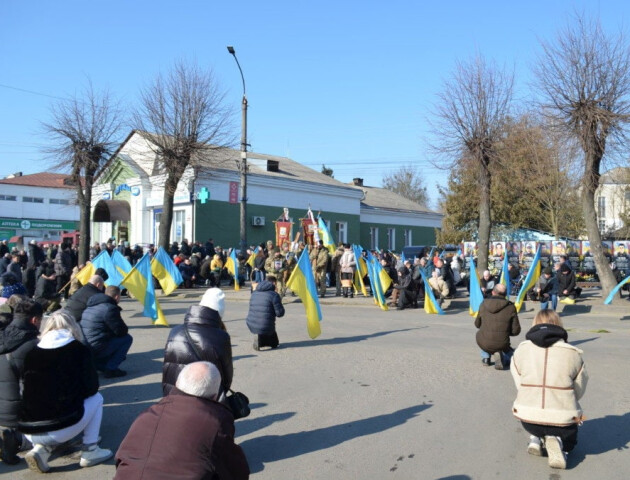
[81,285,133,378]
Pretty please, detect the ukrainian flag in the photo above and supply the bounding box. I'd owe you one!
[151,247,183,296]
[352,244,368,296]
[75,250,125,287]
[122,253,168,326]
[225,248,240,291]
[604,275,630,304]
[286,246,322,339]
[247,246,259,268]
[111,250,132,278]
[419,270,445,315]
[366,251,389,311]
[468,256,484,317]
[499,253,511,298]
[75,251,103,286]
[514,246,542,313]
[317,216,336,254]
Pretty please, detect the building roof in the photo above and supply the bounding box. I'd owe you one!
[109,130,359,192]
[0,172,77,189]
[351,183,440,215]
[211,149,356,191]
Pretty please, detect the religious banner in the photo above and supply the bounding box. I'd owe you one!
[301,218,318,246]
[275,221,293,248]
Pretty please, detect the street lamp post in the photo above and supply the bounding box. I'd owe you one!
[227,45,248,255]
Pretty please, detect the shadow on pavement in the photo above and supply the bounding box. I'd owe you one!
[236,411,297,437]
[233,354,257,362]
[240,403,431,473]
[436,476,472,480]
[571,412,630,467]
[560,304,592,316]
[281,328,425,349]
[571,337,599,346]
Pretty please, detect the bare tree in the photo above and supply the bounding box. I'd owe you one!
[535,14,630,295]
[42,82,123,264]
[432,55,514,270]
[382,165,429,207]
[134,60,235,250]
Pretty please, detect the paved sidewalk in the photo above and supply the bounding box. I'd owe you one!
[2,285,629,479]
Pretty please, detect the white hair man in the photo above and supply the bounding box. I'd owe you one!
[115,362,249,479]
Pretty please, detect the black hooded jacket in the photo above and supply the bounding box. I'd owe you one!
[162,305,233,396]
[245,280,285,335]
[0,315,39,427]
[525,323,568,348]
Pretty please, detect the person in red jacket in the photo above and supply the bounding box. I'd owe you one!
[115,361,249,479]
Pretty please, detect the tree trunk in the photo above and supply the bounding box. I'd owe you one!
[78,191,91,265]
[477,161,492,271]
[581,178,617,299]
[159,173,180,251]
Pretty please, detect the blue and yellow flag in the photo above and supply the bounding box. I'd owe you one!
[468,256,484,317]
[317,216,336,254]
[111,250,132,278]
[225,248,240,291]
[76,250,125,287]
[247,246,259,268]
[75,251,103,286]
[604,275,630,304]
[514,246,542,313]
[286,246,322,339]
[366,251,389,311]
[419,270,445,315]
[151,247,183,296]
[122,253,168,326]
[352,244,368,296]
[499,252,511,298]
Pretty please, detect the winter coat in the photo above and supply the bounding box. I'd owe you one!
[0,315,39,427]
[246,281,285,336]
[19,330,99,434]
[7,262,22,283]
[178,262,196,282]
[54,248,73,276]
[114,388,250,480]
[162,305,233,396]
[339,250,356,274]
[27,244,45,269]
[81,293,129,352]
[474,295,521,354]
[64,283,103,323]
[557,270,577,295]
[34,275,57,301]
[511,323,588,426]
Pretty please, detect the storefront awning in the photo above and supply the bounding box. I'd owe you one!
[93,200,130,222]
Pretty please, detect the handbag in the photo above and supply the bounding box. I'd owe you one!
[182,325,250,419]
[225,390,250,419]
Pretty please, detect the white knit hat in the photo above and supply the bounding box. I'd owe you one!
[199,288,225,317]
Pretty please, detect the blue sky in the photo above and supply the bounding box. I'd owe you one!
[1,1,628,209]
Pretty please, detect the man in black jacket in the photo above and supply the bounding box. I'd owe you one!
[0,298,42,464]
[558,263,582,304]
[63,273,106,323]
[474,284,521,370]
[246,276,285,351]
[81,286,132,378]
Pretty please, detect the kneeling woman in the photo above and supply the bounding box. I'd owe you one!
[510,309,588,470]
[19,311,112,473]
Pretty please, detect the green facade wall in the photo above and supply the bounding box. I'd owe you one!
[359,222,437,252]
[194,200,361,248]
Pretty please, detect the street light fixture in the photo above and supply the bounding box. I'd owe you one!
[227,45,248,255]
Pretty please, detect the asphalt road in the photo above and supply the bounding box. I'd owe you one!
[2,286,629,479]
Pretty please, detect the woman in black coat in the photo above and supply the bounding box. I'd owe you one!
[162,288,233,396]
[19,311,112,473]
[246,277,285,350]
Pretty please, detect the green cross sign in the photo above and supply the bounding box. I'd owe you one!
[198,187,210,204]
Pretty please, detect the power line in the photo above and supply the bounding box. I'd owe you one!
[0,83,67,101]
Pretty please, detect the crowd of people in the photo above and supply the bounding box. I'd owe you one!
[0,235,602,474]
